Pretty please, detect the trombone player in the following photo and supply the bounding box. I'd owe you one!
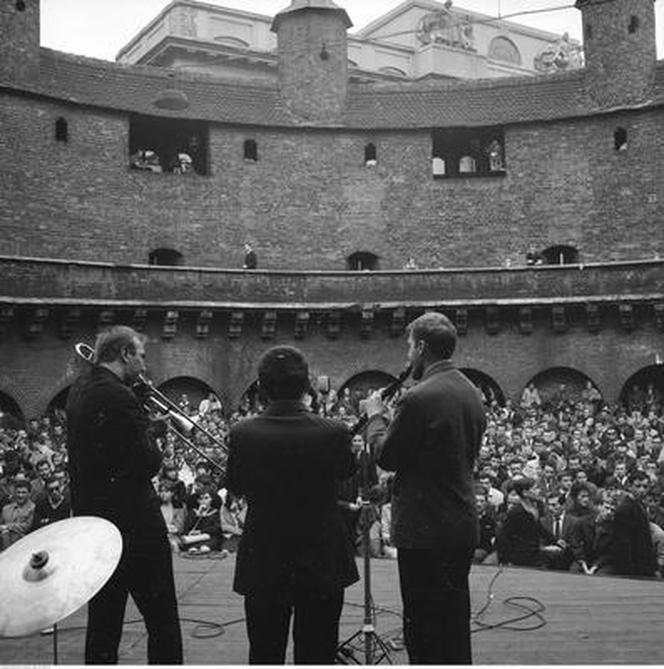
[66,325,183,664]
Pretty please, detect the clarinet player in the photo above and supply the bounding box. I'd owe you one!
[364,312,486,664]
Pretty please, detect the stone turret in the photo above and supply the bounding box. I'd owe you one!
[271,0,352,123]
[575,0,657,108]
[0,0,40,83]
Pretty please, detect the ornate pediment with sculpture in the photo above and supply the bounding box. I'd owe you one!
[416,1,475,51]
[534,33,583,73]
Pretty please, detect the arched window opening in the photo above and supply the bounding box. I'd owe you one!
[432,156,446,177]
[459,369,505,406]
[459,155,477,174]
[619,366,664,411]
[338,370,399,413]
[244,139,258,161]
[432,127,506,179]
[628,15,640,34]
[614,127,628,151]
[0,391,24,429]
[55,117,68,142]
[364,143,377,166]
[541,245,579,265]
[527,367,601,408]
[347,251,379,271]
[157,377,220,420]
[149,248,184,266]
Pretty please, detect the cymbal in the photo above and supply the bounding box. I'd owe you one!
[0,516,122,637]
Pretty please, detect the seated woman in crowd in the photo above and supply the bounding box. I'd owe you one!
[495,478,554,567]
[219,490,243,553]
[159,480,187,552]
[182,486,223,554]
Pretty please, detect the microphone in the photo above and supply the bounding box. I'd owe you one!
[351,364,412,436]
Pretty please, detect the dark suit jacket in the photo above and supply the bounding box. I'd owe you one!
[495,504,553,566]
[366,360,486,552]
[541,511,576,543]
[66,366,164,537]
[226,400,359,595]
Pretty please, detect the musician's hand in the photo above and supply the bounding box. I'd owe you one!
[364,390,386,419]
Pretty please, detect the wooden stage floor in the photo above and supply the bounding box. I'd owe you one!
[1,552,663,665]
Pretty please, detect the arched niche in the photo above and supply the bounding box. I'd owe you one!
[619,365,664,410]
[488,36,522,65]
[0,390,25,428]
[541,245,579,265]
[157,376,219,415]
[237,378,319,414]
[48,386,71,412]
[149,248,184,266]
[459,368,505,406]
[347,251,379,271]
[527,367,601,406]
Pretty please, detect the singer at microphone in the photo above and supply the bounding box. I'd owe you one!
[363,312,486,665]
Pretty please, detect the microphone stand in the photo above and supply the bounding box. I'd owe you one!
[336,439,393,665]
[337,367,411,665]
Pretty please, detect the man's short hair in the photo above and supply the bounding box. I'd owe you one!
[408,312,457,359]
[258,346,309,401]
[94,325,144,364]
[13,477,31,492]
[570,481,591,499]
[629,470,650,486]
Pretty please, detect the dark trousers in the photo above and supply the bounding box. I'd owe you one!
[244,584,344,664]
[85,533,183,664]
[397,547,473,665]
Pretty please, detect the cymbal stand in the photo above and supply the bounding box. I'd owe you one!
[336,445,393,665]
[53,623,59,664]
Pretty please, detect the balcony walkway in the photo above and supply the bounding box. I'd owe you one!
[1,256,663,310]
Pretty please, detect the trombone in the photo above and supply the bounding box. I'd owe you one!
[74,342,226,474]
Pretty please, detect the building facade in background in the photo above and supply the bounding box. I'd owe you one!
[116,0,583,82]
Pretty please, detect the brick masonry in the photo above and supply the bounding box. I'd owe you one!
[0,96,662,269]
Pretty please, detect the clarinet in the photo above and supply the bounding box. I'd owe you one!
[351,364,412,436]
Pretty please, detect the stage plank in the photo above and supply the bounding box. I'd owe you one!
[1,555,662,664]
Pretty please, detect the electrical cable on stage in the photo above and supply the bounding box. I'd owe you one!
[471,565,547,634]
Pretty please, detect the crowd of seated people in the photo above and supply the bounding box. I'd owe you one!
[0,380,662,578]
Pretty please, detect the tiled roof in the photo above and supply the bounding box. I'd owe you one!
[1,49,662,130]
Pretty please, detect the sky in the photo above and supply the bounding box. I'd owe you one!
[41,0,664,62]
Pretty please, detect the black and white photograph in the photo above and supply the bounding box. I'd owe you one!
[1,0,664,664]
